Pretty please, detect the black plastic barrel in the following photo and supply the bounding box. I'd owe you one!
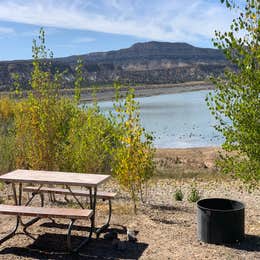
[197,198,245,244]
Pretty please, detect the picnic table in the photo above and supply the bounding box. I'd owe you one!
[0,169,111,251]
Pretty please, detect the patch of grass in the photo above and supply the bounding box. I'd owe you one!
[174,188,184,201]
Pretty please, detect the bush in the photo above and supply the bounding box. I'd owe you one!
[62,105,116,173]
[188,187,200,203]
[111,87,155,214]
[0,133,15,173]
[0,98,15,173]
[207,0,260,186]
[174,188,184,201]
[9,29,116,173]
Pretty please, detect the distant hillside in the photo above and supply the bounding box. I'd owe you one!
[0,41,228,91]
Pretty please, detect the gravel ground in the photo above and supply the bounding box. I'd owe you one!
[0,176,259,260]
[0,148,259,259]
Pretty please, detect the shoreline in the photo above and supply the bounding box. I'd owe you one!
[156,146,220,151]
[79,81,215,102]
[155,146,221,171]
[0,81,215,102]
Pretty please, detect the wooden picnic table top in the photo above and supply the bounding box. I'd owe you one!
[0,169,110,187]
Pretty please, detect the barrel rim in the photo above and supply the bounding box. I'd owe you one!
[197,198,245,212]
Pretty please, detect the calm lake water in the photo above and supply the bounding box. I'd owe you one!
[98,90,224,148]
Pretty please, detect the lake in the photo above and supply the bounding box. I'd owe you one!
[98,90,224,148]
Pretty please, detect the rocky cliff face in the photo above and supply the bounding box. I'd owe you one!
[0,42,227,91]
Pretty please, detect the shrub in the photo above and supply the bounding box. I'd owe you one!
[188,187,200,203]
[62,105,116,173]
[111,87,155,214]
[0,98,15,173]
[11,29,115,173]
[174,188,184,201]
[0,133,15,173]
[207,0,260,186]
[12,29,74,171]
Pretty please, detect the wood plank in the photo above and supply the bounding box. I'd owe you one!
[0,169,110,187]
[23,186,117,200]
[0,204,93,220]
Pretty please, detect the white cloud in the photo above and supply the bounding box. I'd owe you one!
[55,43,77,48]
[73,37,96,43]
[0,26,15,35]
[19,27,59,37]
[0,0,235,44]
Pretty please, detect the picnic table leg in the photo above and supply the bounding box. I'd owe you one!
[71,217,93,252]
[67,219,75,251]
[18,183,22,205]
[11,183,18,205]
[24,185,44,207]
[95,199,112,238]
[0,183,20,245]
[88,187,97,228]
[65,185,85,209]
[87,187,107,237]
[0,216,19,245]
[88,187,92,208]
[72,187,96,252]
[21,185,45,231]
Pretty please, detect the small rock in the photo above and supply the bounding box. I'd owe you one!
[104,230,118,240]
[127,229,137,242]
[203,160,214,168]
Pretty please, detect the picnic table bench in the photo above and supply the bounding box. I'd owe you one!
[0,204,93,251]
[23,186,117,236]
[0,169,112,252]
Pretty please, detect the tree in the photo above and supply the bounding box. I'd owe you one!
[206,0,260,186]
[0,29,108,173]
[111,87,155,214]
[14,28,72,170]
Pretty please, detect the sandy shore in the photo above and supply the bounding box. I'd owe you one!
[0,81,214,102]
[155,146,221,172]
[0,80,215,104]
[77,81,214,102]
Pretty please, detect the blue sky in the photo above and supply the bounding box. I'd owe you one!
[0,0,237,61]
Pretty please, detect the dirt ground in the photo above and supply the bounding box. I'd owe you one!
[0,147,259,259]
[155,147,221,173]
